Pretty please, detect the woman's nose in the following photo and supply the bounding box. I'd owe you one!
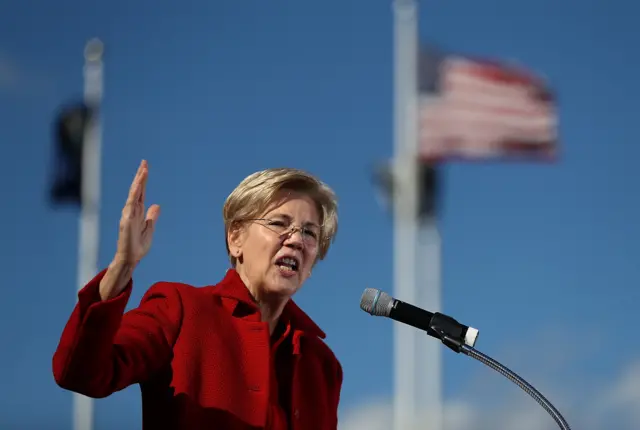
[283,227,304,249]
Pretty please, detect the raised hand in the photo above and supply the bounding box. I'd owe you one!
[115,160,161,266]
[99,160,160,300]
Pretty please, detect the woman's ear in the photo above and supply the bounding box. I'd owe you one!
[227,223,245,258]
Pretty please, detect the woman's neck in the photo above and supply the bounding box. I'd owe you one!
[235,267,287,334]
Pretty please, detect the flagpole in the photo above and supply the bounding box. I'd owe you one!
[416,214,443,429]
[73,37,104,430]
[392,1,421,429]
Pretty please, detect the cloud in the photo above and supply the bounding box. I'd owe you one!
[339,359,640,430]
[339,400,479,430]
[589,360,640,428]
[338,325,640,430]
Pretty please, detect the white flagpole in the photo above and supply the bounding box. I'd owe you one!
[393,2,444,429]
[73,37,104,430]
[417,214,443,430]
[392,1,420,429]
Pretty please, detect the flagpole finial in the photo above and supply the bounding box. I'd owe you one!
[84,38,104,63]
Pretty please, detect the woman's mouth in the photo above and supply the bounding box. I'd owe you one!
[275,256,299,277]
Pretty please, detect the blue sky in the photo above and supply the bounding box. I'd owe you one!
[1,1,639,429]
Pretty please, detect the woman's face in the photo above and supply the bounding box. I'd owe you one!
[229,190,321,301]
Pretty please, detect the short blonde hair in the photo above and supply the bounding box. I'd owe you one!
[223,168,338,266]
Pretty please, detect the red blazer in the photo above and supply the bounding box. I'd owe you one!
[52,268,343,430]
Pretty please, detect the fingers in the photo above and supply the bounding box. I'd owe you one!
[139,164,149,204]
[126,160,148,207]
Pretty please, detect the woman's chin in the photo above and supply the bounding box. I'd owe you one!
[266,272,302,297]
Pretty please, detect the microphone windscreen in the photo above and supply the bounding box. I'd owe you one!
[360,288,394,317]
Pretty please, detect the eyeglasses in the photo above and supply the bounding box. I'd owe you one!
[246,218,321,248]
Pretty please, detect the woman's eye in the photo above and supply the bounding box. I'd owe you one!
[303,229,318,238]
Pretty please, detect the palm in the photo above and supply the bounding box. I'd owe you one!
[116,160,160,266]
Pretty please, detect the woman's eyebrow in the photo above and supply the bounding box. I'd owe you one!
[270,213,320,228]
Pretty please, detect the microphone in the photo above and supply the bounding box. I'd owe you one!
[360,288,479,351]
[360,288,574,430]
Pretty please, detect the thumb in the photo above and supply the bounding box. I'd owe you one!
[146,204,161,223]
[143,205,160,236]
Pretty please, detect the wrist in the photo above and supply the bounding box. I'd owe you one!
[99,260,135,301]
[108,259,135,277]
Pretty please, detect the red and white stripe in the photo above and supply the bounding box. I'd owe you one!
[419,56,557,161]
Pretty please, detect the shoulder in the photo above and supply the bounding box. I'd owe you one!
[133,281,222,332]
[138,280,216,309]
[284,300,342,381]
[142,280,210,297]
[306,335,340,363]
[304,334,343,382]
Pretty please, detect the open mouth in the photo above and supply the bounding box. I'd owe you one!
[275,256,299,275]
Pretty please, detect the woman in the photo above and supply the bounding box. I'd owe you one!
[53,160,342,430]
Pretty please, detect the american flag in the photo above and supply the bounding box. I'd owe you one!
[418,51,558,162]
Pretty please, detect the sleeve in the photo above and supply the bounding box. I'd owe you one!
[52,269,183,398]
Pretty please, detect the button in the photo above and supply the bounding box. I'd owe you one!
[294,409,300,420]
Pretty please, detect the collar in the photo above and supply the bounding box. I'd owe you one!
[208,268,326,340]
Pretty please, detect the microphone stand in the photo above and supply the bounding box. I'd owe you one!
[431,317,572,430]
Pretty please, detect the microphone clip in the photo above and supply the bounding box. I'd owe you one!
[429,313,467,353]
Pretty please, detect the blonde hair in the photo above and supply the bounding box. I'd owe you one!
[223,168,338,266]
